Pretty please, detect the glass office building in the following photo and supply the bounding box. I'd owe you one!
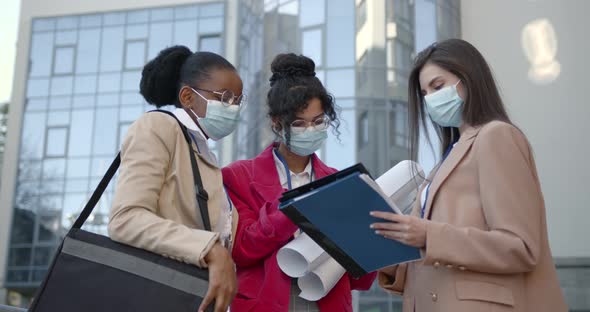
[2,0,460,310]
[5,1,227,294]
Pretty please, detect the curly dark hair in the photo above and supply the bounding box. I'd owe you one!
[139,45,236,108]
[267,53,340,146]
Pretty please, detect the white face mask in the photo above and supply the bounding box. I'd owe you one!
[189,88,241,141]
[424,80,464,128]
[283,127,328,156]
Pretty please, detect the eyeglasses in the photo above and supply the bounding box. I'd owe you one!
[190,87,246,107]
[290,115,330,133]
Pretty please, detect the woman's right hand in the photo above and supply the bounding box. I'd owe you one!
[198,242,237,312]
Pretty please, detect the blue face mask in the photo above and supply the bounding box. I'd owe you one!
[190,89,241,141]
[284,127,328,156]
[424,81,464,128]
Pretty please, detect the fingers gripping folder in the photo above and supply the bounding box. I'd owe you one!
[278,161,425,281]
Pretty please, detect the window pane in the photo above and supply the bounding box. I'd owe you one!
[91,157,115,178]
[74,75,97,94]
[326,17,354,66]
[8,248,31,266]
[26,98,48,111]
[125,41,146,69]
[100,26,124,72]
[76,28,101,74]
[126,24,148,39]
[7,270,30,283]
[57,16,78,30]
[173,20,198,50]
[199,18,223,34]
[148,22,173,59]
[127,10,149,24]
[21,112,46,159]
[50,76,74,96]
[32,247,55,267]
[98,73,121,93]
[103,12,125,26]
[45,128,68,157]
[43,158,66,179]
[327,69,355,98]
[68,110,94,156]
[200,35,222,54]
[47,111,69,126]
[302,29,323,67]
[93,108,118,155]
[67,158,91,179]
[56,30,77,45]
[37,213,62,242]
[80,14,102,28]
[33,18,56,31]
[200,3,224,17]
[54,46,75,74]
[66,178,89,193]
[122,71,141,92]
[300,0,325,27]
[175,5,199,20]
[73,95,95,108]
[39,195,63,211]
[11,180,40,214]
[279,1,299,15]
[49,96,71,110]
[62,193,87,228]
[27,78,50,97]
[30,32,54,77]
[326,108,356,170]
[121,92,143,106]
[151,8,174,22]
[97,93,119,107]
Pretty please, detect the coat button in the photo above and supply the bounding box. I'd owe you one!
[431,292,438,302]
[433,261,441,268]
[446,264,454,269]
[459,266,466,271]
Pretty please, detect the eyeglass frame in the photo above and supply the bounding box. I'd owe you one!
[189,86,245,107]
[289,114,331,133]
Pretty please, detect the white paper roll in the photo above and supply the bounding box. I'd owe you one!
[375,160,425,214]
[297,257,346,301]
[277,233,329,278]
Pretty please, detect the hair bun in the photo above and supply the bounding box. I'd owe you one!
[140,45,192,107]
[269,53,316,85]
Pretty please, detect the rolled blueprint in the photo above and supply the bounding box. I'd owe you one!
[297,257,346,301]
[277,233,330,278]
[375,160,425,215]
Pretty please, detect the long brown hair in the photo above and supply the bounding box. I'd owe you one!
[408,39,511,163]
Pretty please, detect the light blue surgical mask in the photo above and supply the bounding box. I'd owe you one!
[284,127,328,156]
[189,89,241,141]
[424,81,464,128]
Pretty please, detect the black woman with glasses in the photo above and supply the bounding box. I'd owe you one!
[109,45,245,312]
[221,53,376,312]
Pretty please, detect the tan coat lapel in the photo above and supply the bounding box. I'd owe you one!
[423,126,481,219]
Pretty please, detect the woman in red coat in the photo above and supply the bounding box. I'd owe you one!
[222,53,376,312]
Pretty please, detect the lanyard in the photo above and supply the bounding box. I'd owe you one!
[273,148,314,190]
[420,140,458,218]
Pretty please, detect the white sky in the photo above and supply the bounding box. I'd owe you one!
[0,0,21,104]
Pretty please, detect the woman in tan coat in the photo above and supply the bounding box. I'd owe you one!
[108,46,243,312]
[370,39,567,311]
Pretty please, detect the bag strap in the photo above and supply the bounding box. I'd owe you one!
[72,109,211,231]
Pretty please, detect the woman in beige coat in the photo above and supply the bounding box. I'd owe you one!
[108,46,243,312]
[370,39,568,311]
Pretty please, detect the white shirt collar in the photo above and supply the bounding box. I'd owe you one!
[172,108,206,140]
[272,149,313,189]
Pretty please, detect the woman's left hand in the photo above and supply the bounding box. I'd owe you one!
[370,211,428,248]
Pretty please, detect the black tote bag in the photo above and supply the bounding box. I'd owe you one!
[29,110,214,312]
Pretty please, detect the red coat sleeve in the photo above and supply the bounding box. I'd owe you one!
[223,164,298,268]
